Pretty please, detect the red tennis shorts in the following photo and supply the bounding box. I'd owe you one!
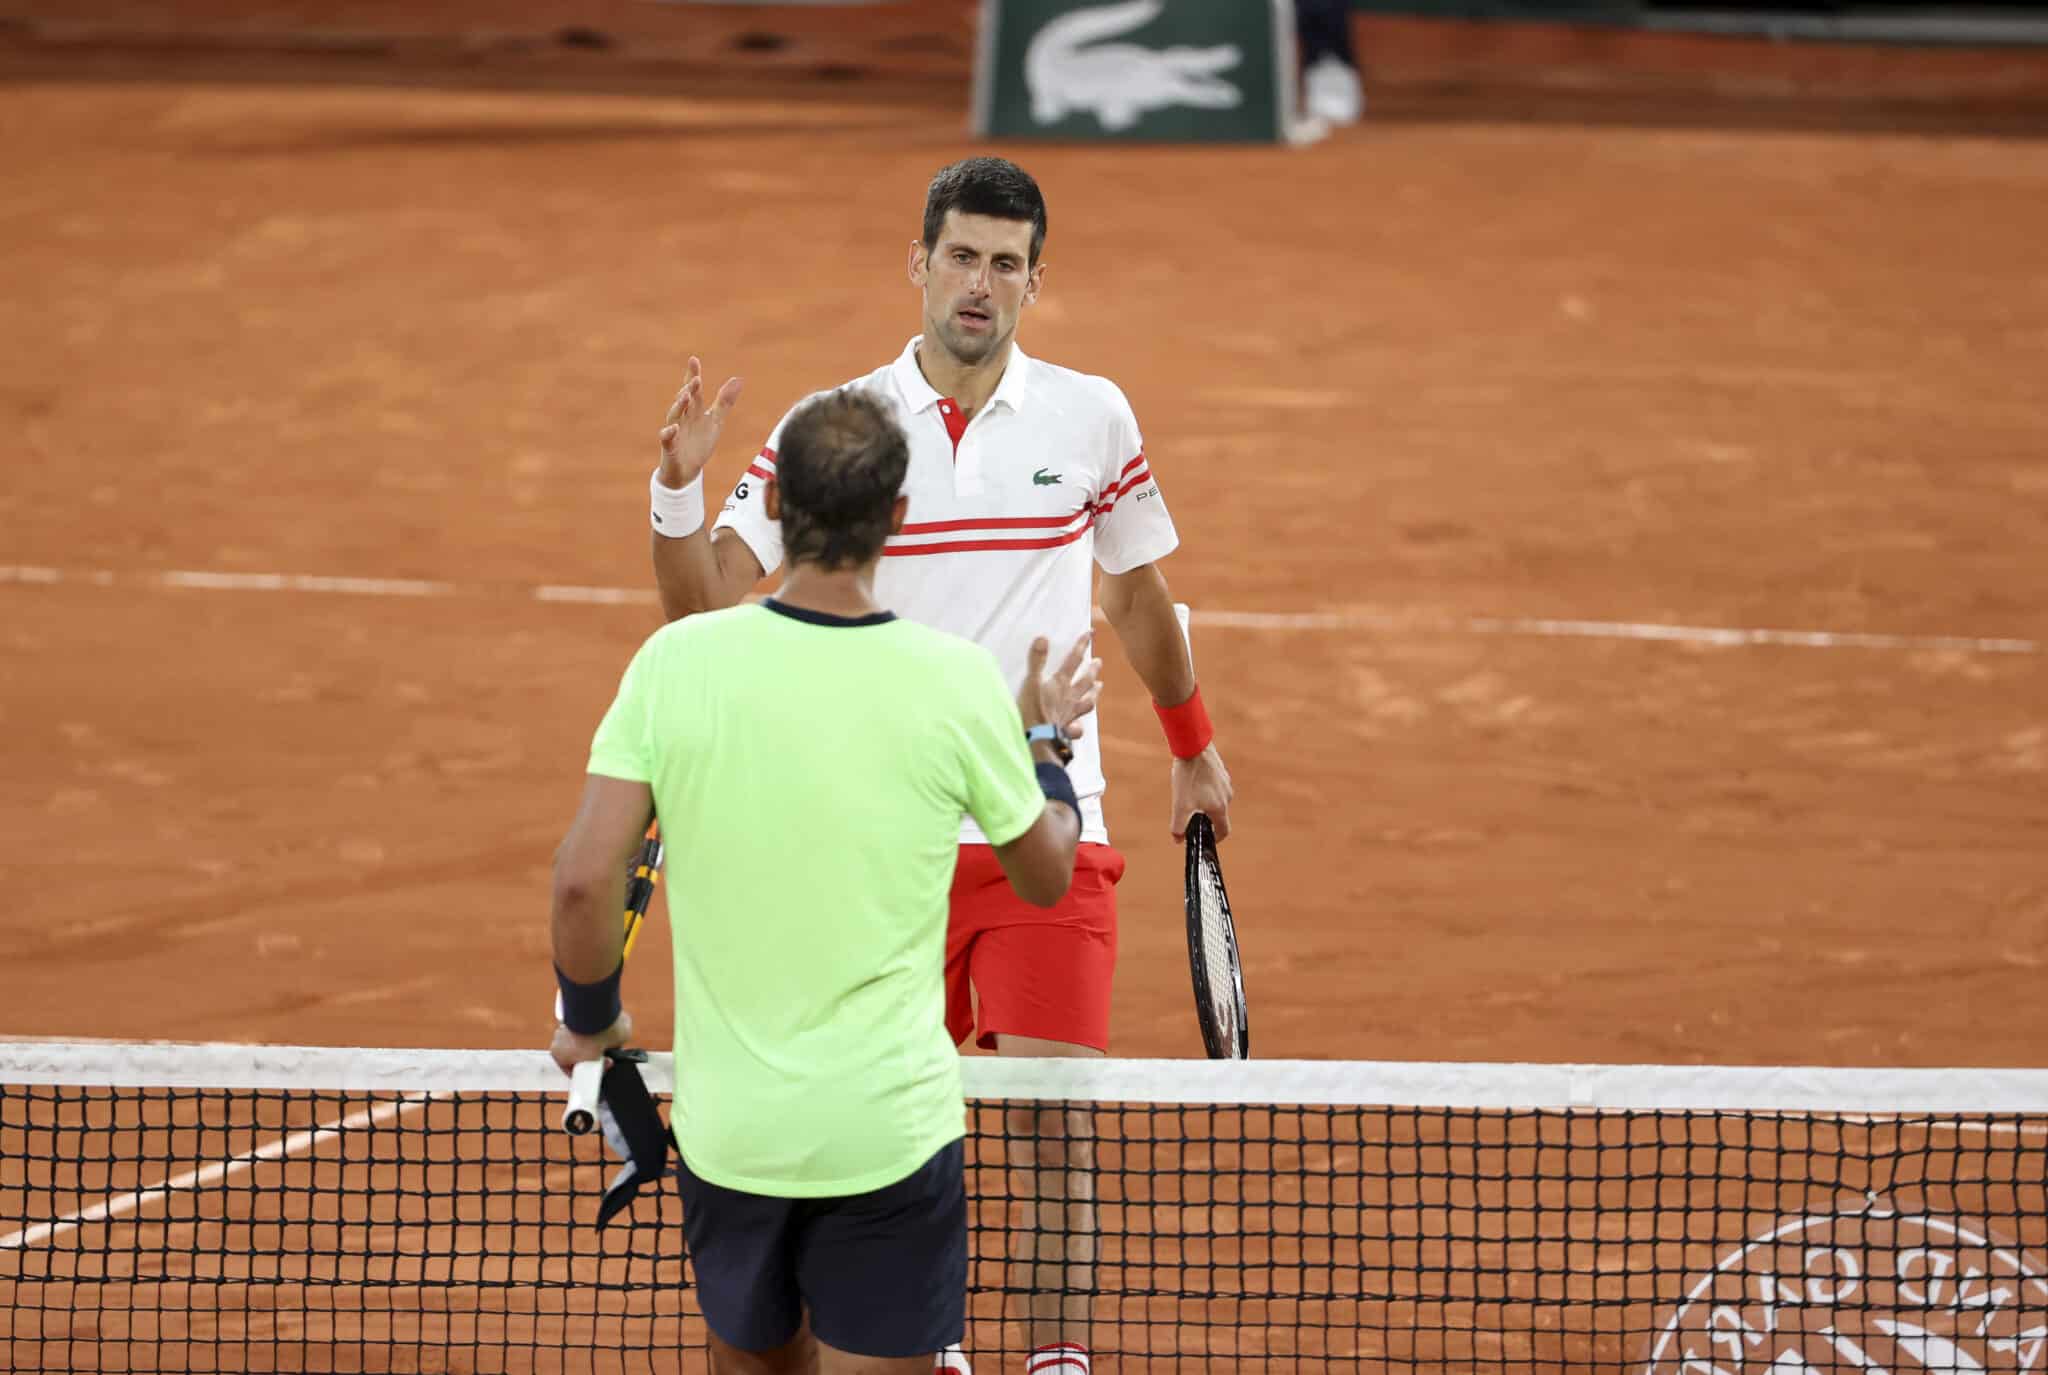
[944,843,1125,1052]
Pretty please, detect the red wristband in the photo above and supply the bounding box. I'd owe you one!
[1153,685,1214,760]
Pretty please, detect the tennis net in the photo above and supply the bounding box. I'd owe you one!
[3,1042,2044,1373]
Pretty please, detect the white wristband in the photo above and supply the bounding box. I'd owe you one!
[649,470,706,539]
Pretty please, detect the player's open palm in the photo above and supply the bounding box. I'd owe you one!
[1019,633,1102,738]
[656,356,743,489]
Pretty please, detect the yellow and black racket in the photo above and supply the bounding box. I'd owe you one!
[618,819,663,963]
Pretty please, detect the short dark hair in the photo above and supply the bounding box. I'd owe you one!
[922,157,1048,266]
[774,391,910,571]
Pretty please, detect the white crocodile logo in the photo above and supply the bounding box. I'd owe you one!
[1025,0,1244,132]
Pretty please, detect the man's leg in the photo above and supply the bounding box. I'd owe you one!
[708,1321,819,1375]
[676,1153,810,1373]
[800,1143,969,1375]
[711,1321,931,1375]
[1297,0,1365,124]
[953,843,1125,1373]
[994,1033,1100,1368]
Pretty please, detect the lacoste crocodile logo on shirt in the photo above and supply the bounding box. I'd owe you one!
[1033,468,1063,486]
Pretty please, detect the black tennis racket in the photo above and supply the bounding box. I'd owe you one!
[1184,811,1248,1060]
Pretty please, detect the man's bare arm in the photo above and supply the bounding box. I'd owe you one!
[1099,561,1234,842]
[551,774,653,982]
[1099,561,1194,705]
[647,357,764,621]
[547,774,651,1071]
[992,633,1102,906]
[653,524,765,621]
[993,785,1081,907]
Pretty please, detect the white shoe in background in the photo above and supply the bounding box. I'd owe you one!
[934,1345,973,1374]
[1304,55,1366,126]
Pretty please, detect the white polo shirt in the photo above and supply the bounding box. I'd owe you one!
[714,336,1179,846]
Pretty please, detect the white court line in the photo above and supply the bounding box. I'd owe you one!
[159,569,453,598]
[533,583,659,605]
[0,1092,433,1250]
[2,563,2038,655]
[1464,615,2040,656]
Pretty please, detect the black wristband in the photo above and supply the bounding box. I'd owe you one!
[555,962,624,1035]
[1035,761,1079,818]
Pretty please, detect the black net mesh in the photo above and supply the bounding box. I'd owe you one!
[3,1070,2044,1372]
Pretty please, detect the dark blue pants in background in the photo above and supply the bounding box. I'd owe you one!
[1297,0,1358,67]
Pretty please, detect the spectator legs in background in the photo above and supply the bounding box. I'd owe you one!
[1297,0,1365,125]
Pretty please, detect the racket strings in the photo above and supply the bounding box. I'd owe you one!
[1196,858,1238,1042]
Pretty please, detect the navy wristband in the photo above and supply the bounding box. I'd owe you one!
[555,962,624,1035]
[1035,761,1079,818]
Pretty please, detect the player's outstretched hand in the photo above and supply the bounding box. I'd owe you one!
[1019,633,1102,740]
[1171,745,1233,844]
[656,356,743,490]
[549,1009,633,1076]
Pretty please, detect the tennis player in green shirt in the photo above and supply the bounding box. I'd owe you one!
[548,390,1099,1375]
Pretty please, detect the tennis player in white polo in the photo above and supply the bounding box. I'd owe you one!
[642,157,1234,1375]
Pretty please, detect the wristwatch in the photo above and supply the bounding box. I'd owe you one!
[1025,722,1074,765]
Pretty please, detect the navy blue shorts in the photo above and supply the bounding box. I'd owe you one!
[675,1140,967,1359]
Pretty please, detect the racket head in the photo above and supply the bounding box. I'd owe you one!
[1183,812,1249,1060]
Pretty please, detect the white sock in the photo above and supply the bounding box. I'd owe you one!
[1027,1343,1089,1375]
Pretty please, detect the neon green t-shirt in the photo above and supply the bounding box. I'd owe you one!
[585,600,1045,1197]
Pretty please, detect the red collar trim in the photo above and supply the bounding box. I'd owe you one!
[937,396,968,455]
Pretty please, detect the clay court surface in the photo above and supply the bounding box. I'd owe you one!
[3,3,2046,1071]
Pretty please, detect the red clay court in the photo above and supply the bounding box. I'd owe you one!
[2,2,2046,1371]
[3,0,2043,1066]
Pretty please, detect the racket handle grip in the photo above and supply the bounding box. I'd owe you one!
[561,1057,604,1136]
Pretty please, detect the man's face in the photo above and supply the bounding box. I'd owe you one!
[909,211,1043,366]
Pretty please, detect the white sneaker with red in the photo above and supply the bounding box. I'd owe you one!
[933,1346,972,1374]
[1028,1344,1090,1375]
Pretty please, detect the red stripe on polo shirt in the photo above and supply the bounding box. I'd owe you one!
[1093,466,1153,517]
[745,463,773,481]
[900,513,1079,535]
[884,519,1093,557]
[1110,465,1153,498]
[1116,451,1146,480]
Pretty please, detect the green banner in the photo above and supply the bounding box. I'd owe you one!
[974,0,1295,142]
